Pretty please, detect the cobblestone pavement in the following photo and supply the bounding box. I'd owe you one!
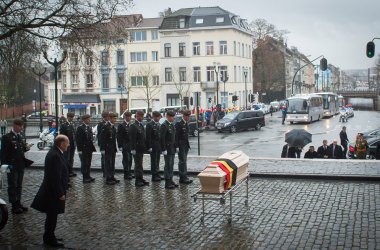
[1,170,380,249]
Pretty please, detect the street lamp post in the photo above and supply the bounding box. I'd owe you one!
[243,67,248,109]
[213,62,220,106]
[32,66,47,132]
[43,50,67,130]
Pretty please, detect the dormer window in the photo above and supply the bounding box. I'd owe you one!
[179,18,185,28]
[195,18,204,24]
[216,17,224,23]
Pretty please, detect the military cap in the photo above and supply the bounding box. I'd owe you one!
[152,111,161,117]
[13,118,24,126]
[109,112,118,118]
[66,112,75,118]
[136,110,145,116]
[81,114,91,120]
[101,111,110,118]
[182,110,191,116]
[166,110,175,117]
[123,111,132,117]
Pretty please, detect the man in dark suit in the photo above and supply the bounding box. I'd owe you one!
[75,114,96,183]
[329,139,344,159]
[145,111,163,182]
[59,112,77,177]
[175,110,193,184]
[117,111,134,180]
[97,111,109,177]
[281,144,296,158]
[129,110,149,187]
[100,112,119,185]
[160,110,178,189]
[1,119,33,214]
[31,135,69,248]
[339,126,349,158]
[317,140,331,159]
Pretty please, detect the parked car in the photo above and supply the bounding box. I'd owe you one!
[252,103,268,114]
[216,110,265,133]
[159,114,204,136]
[359,128,380,140]
[347,137,380,159]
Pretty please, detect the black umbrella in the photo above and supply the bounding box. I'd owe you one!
[285,129,312,148]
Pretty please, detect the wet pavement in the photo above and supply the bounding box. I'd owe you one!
[0,170,380,249]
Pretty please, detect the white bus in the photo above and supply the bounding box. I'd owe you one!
[315,92,339,117]
[338,95,345,107]
[286,94,323,124]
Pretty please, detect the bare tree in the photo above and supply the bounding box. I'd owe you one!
[171,66,192,107]
[0,0,134,42]
[131,65,160,112]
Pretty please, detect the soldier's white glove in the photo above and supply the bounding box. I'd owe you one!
[119,147,123,151]
[131,150,136,155]
[162,150,167,156]
[148,148,152,153]
[78,151,82,155]
[100,150,105,155]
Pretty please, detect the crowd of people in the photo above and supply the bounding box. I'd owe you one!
[282,126,380,159]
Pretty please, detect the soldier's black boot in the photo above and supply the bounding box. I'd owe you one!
[165,180,175,189]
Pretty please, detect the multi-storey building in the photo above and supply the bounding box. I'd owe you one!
[159,7,253,109]
[47,7,254,116]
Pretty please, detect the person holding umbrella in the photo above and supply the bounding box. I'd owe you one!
[281,143,297,158]
[283,128,312,158]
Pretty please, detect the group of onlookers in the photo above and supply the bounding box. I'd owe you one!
[282,126,380,159]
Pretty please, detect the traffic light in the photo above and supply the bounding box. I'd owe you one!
[208,97,212,103]
[320,58,328,71]
[366,41,375,58]
[248,94,255,103]
[190,97,193,106]
[232,95,238,102]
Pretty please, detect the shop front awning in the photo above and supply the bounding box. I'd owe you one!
[63,104,87,109]
[61,94,101,103]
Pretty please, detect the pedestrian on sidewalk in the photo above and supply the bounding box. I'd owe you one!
[269,105,274,117]
[205,109,211,128]
[31,135,69,248]
[76,114,96,183]
[1,119,33,214]
[281,106,287,125]
[339,126,349,158]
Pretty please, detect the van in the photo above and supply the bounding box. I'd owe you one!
[120,107,148,118]
[216,110,265,133]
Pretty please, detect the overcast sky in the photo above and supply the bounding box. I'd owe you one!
[128,0,380,70]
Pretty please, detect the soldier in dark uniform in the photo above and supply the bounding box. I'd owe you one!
[97,111,109,177]
[160,110,178,189]
[175,110,193,184]
[117,111,134,180]
[75,114,96,183]
[146,111,163,182]
[100,112,119,185]
[59,112,77,177]
[129,110,149,187]
[0,119,33,213]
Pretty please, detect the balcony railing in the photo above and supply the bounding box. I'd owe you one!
[200,81,216,91]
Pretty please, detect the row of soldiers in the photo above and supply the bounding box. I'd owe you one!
[59,109,192,189]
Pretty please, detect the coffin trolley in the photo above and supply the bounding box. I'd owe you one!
[192,151,250,224]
